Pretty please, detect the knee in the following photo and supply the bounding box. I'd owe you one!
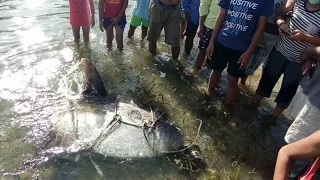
[212,70,222,77]
[227,77,239,89]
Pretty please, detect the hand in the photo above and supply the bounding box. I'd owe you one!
[91,18,95,28]
[289,30,307,42]
[99,21,104,32]
[111,17,120,25]
[300,47,317,77]
[278,23,290,36]
[301,59,316,78]
[206,42,214,60]
[185,12,190,21]
[197,26,204,38]
[238,51,252,70]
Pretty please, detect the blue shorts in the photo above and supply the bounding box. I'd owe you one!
[102,17,126,30]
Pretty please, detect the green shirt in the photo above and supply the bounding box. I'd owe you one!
[199,0,216,29]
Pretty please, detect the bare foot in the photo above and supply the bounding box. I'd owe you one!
[262,114,278,127]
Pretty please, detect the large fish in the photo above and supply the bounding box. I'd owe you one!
[4,58,186,176]
[54,58,185,158]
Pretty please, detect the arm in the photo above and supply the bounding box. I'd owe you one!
[210,8,227,43]
[89,0,95,27]
[273,130,320,180]
[98,0,104,31]
[99,0,103,22]
[197,0,210,37]
[197,16,206,37]
[300,46,320,76]
[117,0,128,18]
[199,16,206,29]
[274,0,295,26]
[199,0,210,18]
[301,34,320,46]
[206,8,227,58]
[246,16,268,54]
[301,46,320,61]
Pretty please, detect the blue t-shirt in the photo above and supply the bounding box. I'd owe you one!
[132,0,151,20]
[182,0,200,25]
[217,0,274,51]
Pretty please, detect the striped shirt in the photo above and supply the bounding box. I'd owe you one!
[275,0,320,63]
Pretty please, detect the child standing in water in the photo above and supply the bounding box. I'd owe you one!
[128,0,150,40]
[69,0,95,43]
[99,0,128,51]
[182,0,200,55]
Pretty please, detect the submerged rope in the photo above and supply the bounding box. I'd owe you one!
[86,98,121,150]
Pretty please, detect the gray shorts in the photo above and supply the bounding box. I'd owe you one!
[245,46,269,75]
[147,1,181,47]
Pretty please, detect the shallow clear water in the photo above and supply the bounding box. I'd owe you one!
[0,0,296,179]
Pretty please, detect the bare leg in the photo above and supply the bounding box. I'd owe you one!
[195,51,206,70]
[180,20,186,39]
[128,25,136,38]
[272,105,284,117]
[207,70,222,96]
[251,94,263,107]
[171,46,180,60]
[250,67,266,106]
[149,41,157,56]
[142,26,148,40]
[106,25,114,50]
[82,26,90,44]
[226,75,240,106]
[115,25,124,51]
[72,26,81,43]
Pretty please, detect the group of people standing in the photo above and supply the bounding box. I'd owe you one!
[67,0,320,179]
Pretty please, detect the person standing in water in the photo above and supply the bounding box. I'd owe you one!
[205,0,273,107]
[69,0,95,43]
[181,0,200,56]
[127,0,151,40]
[240,0,287,85]
[251,0,320,124]
[186,0,216,75]
[99,0,128,51]
[148,0,182,60]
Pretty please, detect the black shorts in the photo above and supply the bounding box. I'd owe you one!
[206,42,245,78]
[184,21,198,38]
[198,27,213,51]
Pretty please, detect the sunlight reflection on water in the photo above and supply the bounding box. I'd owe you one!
[25,0,43,9]
[16,26,49,47]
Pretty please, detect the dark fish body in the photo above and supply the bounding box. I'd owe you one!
[51,58,185,158]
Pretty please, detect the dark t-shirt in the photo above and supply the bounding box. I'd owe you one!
[216,0,274,51]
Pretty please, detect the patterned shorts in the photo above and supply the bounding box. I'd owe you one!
[198,27,213,51]
[245,46,269,75]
